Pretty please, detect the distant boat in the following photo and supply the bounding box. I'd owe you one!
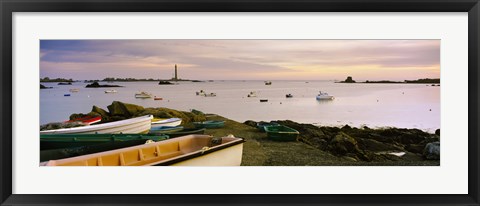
[151,118,182,127]
[135,91,152,98]
[203,93,217,97]
[257,121,280,132]
[43,135,245,166]
[316,91,334,100]
[40,133,168,150]
[264,125,299,141]
[149,126,184,134]
[64,94,71,97]
[260,99,268,102]
[265,81,272,85]
[286,94,293,98]
[196,90,206,96]
[193,120,225,129]
[154,96,163,100]
[65,116,101,125]
[247,91,257,97]
[105,89,117,93]
[69,88,79,92]
[40,115,153,134]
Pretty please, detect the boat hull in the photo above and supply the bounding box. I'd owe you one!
[151,118,182,127]
[149,126,184,134]
[264,125,299,141]
[40,134,168,150]
[40,115,153,134]
[193,121,225,129]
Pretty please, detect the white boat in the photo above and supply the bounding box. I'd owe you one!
[40,115,153,134]
[151,118,182,128]
[196,90,206,96]
[135,91,152,98]
[247,91,257,97]
[316,91,334,100]
[69,88,80,92]
[105,89,117,93]
[44,134,245,166]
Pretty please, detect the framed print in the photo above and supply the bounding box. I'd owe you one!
[1,0,479,205]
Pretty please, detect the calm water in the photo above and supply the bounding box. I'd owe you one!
[40,80,440,132]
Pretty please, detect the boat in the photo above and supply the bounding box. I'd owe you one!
[165,128,206,138]
[69,88,79,92]
[316,91,334,100]
[40,133,169,150]
[265,81,272,85]
[105,89,117,93]
[154,96,163,100]
[260,99,268,102]
[40,115,153,134]
[151,118,182,127]
[196,90,205,96]
[286,94,293,98]
[193,120,225,129]
[65,116,101,125]
[264,125,300,141]
[149,126,184,134]
[64,94,71,96]
[203,93,216,97]
[256,121,280,132]
[44,135,245,166]
[247,91,257,97]
[135,91,152,98]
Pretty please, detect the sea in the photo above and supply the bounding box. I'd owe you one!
[40,80,440,132]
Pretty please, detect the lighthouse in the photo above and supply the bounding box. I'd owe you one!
[174,64,178,81]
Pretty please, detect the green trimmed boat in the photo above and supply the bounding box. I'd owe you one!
[40,133,169,150]
[149,126,184,134]
[193,120,225,129]
[264,125,299,141]
[165,128,206,138]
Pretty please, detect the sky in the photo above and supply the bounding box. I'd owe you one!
[40,40,440,81]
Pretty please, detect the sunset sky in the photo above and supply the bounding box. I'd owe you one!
[40,40,440,81]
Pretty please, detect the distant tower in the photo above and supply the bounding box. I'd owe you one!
[174,64,178,81]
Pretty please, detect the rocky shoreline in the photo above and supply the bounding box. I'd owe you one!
[62,101,440,166]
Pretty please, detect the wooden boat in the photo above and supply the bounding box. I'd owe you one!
[105,89,117,93]
[65,116,101,125]
[44,135,245,166]
[264,125,300,141]
[256,121,280,132]
[40,133,169,150]
[40,115,153,134]
[260,99,268,102]
[149,126,184,134]
[166,128,206,138]
[135,91,152,98]
[193,120,225,129]
[151,118,182,127]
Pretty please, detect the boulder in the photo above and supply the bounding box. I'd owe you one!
[423,142,440,160]
[405,144,425,154]
[244,120,258,128]
[329,132,360,155]
[135,107,206,124]
[91,106,110,121]
[435,129,440,136]
[107,101,145,117]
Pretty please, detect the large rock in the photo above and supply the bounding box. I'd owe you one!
[329,132,360,155]
[107,101,145,117]
[423,142,440,160]
[244,120,258,128]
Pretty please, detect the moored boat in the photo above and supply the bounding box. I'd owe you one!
[264,125,300,141]
[135,91,152,98]
[316,91,334,100]
[257,121,280,132]
[69,88,80,92]
[247,91,257,97]
[40,115,153,134]
[44,135,245,166]
[105,89,117,93]
[149,126,184,134]
[64,94,71,96]
[151,118,182,127]
[193,120,225,129]
[260,99,268,102]
[203,93,216,97]
[286,94,293,98]
[40,133,169,150]
[65,116,101,125]
[265,81,272,85]
[166,128,206,138]
[154,96,163,100]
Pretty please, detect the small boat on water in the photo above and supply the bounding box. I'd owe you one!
[265,81,272,85]
[69,88,80,92]
[44,135,245,166]
[203,93,217,97]
[105,89,117,93]
[154,96,163,100]
[40,133,169,150]
[247,91,257,97]
[260,99,268,102]
[151,118,182,127]
[40,115,153,134]
[65,116,101,125]
[64,94,71,97]
[135,91,152,98]
[316,91,334,100]
[149,126,184,134]
[286,94,293,98]
[193,120,225,129]
[264,125,300,141]
[257,121,280,132]
[196,90,205,96]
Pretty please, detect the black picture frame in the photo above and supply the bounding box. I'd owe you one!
[1,0,479,205]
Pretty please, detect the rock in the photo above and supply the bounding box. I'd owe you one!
[40,84,52,89]
[435,129,440,136]
[85,81,121,88]
[423,142,440,160]
[40,121,86,131]
[107,101,145,117]
[341,76,356,83]
[158,81,173,85]
[405,144,425,154]
[135,107,206,124]
[357,138,400,152]
[244,120,258,128]
[91,106,110,120]
[329,132,360,155]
